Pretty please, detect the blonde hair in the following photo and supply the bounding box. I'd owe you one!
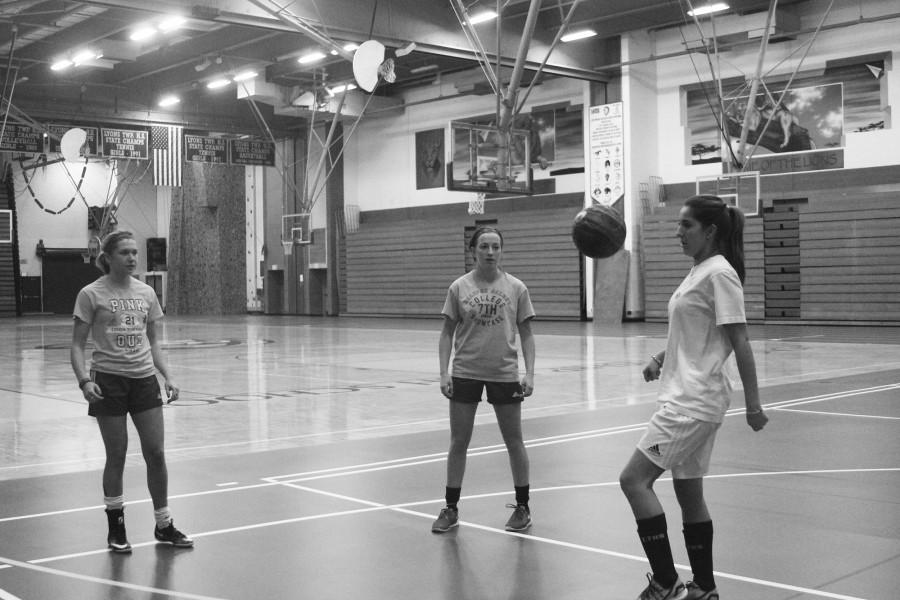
[96,231,135,274]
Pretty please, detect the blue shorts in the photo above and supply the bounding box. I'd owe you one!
[88,372,163,417]
[451,377,524,405]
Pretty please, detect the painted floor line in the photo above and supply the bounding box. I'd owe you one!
[0,554,229,600]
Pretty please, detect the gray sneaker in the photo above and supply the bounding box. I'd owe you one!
[504,503,532,532]
[431,506,459,533]
[684,581,718,600]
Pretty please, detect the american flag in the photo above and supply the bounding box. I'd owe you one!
[151,125,183,187]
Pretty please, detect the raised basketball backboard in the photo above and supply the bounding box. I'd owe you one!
[447,121,533,195]
[696,171,760,217]
[282,213,311,247]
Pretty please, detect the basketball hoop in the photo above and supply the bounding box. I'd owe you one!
[468,192,485,215]
[344,204,360,233]
[282,240,293,256]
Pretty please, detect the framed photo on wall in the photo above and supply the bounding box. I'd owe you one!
[415,128,444,190]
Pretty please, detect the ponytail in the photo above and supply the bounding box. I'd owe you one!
[723,206,745,284]
[96,230,134,274]
[684,195,746,284]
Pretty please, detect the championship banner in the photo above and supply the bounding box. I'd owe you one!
[101,127,149,159]
[0,124,44,154]
[229,139,275,166]
[185,135,228,164]
[47,124,99,156]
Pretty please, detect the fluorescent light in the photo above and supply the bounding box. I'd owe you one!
[688,3,730,17]
[159,95,180,107]
[158,16,186,33]
[129,26,156,41]
[206,78,231,89]
[50,59,72,71]
[232,70,258,82]
[469,10,497,25]
[561,29,597,42]
[409,64,438,74]
[71,49,101,65]
[298,51,326,64]
[329,83,356,94]
[343,43,359,52]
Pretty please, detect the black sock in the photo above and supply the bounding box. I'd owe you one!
[636,513,679,588]
[445,486,461,509]
[514,485,530,507]
[684,520,715,590]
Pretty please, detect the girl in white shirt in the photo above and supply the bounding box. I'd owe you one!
[619,196,768,600]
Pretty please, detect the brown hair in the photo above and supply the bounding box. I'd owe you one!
[95,230,135,274]
[468,226,503,250]
[684,195,746,283]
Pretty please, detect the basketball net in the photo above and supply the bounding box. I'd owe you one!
[282,240,293,256]
[468,192,485,215]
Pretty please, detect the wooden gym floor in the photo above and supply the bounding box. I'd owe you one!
[0,314,897,599]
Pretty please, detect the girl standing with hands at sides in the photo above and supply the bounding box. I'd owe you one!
[619,196,768,600]
[431,226,536,534]
[71,231,193,553]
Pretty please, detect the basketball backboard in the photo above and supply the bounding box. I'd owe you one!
[447,121,533,195]
[695,171,760,217]
[282,213,312,247]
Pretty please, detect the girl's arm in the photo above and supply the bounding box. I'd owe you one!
[723,322,767,431]
[147,319,179,402]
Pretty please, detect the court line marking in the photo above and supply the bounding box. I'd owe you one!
[777,408,900,420]
[1,379,895,477]
[0,555,228,600]
[0,588,23,600]
[12,467,898,600]
[264,479,877,600]
[1,382,895,525]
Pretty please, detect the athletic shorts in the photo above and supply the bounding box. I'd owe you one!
[637,403,721,479]
[88,372,163,417]
[451,377,523,405]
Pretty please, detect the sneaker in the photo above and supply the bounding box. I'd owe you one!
[154,521,194,547]
[431,506,459,533]
[105,508,132,554]
[504,503,532,532]
[684,581,718,600]
[637,573,687,600]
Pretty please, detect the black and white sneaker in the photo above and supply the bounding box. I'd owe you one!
[154,521,194,547]
[105,508,132,553]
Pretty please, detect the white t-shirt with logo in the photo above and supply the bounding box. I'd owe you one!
[73,276,163,377]
[659,255,746,423]
[442,271,535,382]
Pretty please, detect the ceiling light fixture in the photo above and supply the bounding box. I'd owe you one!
[687,2,730,17]
[206,78,231,89]
[409,64,438,74]
[50,59,72,71]
[343,43,360,52]
[561,29,597,42]
[158,16,186,33]
[129,25,156,41]
[468,10,497,25]
[159,95,180,107]
[298,51,326,64]
[232,70,258,82]
[71,49,102,66]
[329,83,356,94]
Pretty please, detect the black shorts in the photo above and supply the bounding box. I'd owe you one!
[451,377,524,405]
[87,372,163,417]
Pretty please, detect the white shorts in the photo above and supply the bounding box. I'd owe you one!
[637,404,721,479]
